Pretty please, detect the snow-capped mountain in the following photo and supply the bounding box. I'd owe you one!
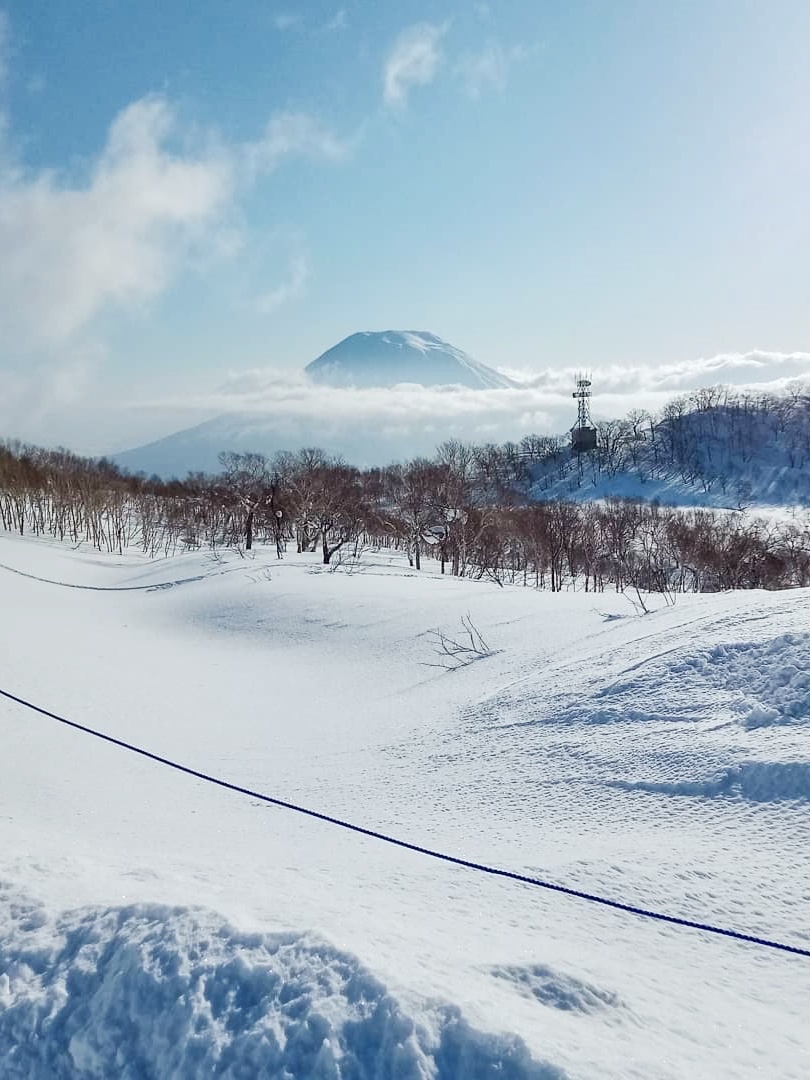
[113,408,467,477]
[113,331,519,475]
[305,330,516,389]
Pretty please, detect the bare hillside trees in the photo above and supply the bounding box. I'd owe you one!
[2,384,810,596]
[523,385,810,505]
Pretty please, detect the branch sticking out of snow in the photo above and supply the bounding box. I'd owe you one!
[423,612,495,670]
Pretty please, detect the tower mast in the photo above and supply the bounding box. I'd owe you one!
[571,375,597,453]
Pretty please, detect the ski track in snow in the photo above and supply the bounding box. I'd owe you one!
[0,558,246,592]
[1,531,809,1079]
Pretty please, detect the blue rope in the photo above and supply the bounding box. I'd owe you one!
[1,685,808,959]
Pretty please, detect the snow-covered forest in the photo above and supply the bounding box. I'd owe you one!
[3,387,810,594]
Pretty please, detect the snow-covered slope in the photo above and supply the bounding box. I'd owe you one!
[1,533,809,1078]
[305,330,516,389]
[525,392,810,508]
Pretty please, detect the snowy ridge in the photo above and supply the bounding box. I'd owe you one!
[0,889,559,1080]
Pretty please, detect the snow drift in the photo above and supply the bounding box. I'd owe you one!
[0,888,561,1080]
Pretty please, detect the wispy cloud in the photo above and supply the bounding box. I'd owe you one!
[0,338,109,447]
[256,253,307,314]
[272,13,302,32]
[0,96,235,350]
[455,42,528,99]
[245,111,354,177]
[324,9,347,32]
[383,23,447,108]
[456,43,508,97]
[0,95,350,352]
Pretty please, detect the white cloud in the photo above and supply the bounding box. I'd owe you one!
[0,339,106,446]
[272,13,302,31]
[0,96,235,350]
[7,348,809,458]
[0,15,353,363]
[245,111,354,177]
[383,23,447,108]
[0,15,353,449]
[0,96,351,353]
[644,349,810,391]
[456,43,508,98]
[455,42,529,99]
[256,253,307,314]
[324,9,347,32]
[153,350,810,456]
[470,351,810,449]
[148,374,559,463]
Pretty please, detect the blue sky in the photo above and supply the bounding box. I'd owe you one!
[1,1,809,454]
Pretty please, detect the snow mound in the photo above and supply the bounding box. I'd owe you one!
[608,761,810,803]
[569,631,810,730]
[489,964,622,1014]
[0,888,564,1080]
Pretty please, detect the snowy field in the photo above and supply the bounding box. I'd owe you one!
[1,531,809,1079]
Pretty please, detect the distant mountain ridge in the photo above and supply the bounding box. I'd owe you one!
[112,411,434,478]
[305,330,515,390]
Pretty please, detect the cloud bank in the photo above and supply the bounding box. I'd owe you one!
[106,349,810,471]
[6,346,809,460]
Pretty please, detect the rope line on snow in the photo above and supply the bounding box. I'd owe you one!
[1,684,808,959]
[0,560,245,592]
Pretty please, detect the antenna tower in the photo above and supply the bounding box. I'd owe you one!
[571,374,597,453]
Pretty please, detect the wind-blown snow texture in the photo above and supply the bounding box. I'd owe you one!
[0,891,559,1080]
[305,331,516,390]
[1,532,809,1078]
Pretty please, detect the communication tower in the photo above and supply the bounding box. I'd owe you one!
[571,376,598,453]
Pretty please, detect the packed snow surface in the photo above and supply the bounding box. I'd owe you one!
[1,532,809,1078]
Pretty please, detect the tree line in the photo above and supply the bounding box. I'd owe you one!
[518,385,810,505]
[2,424,809,594]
